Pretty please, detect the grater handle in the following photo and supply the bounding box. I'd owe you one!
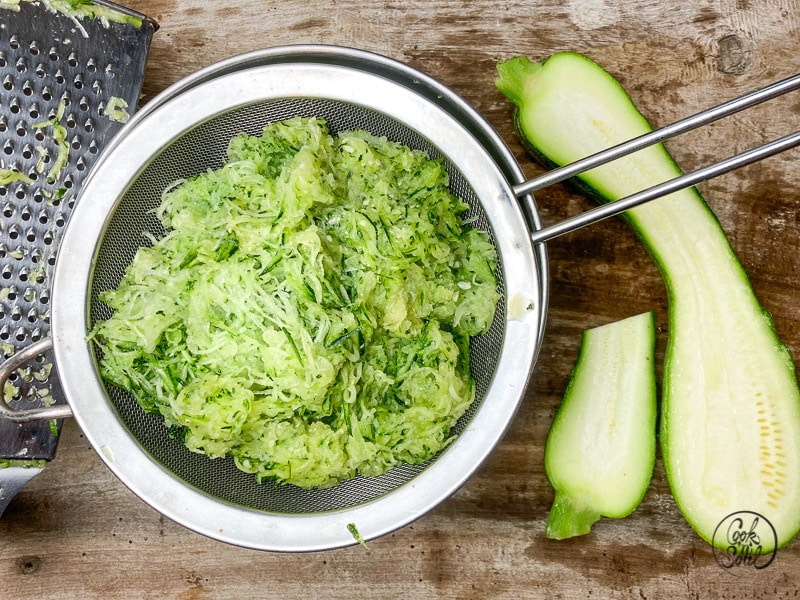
[0,466,44,518]
[0,338,72,423]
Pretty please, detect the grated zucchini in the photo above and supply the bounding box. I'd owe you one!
[90,117,499,489]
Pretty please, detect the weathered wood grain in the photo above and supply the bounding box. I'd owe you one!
[2,0,800,597]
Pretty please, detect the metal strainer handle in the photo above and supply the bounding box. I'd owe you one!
[517,72,800,245]
[0,338,72,423]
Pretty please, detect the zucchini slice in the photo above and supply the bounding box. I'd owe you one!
[545,312,657,540]
[497,52,800,552]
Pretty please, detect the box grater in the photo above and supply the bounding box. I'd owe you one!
[0,0,156,515]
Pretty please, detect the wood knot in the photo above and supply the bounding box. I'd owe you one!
[16,555,41,574]
[716,34,755,75]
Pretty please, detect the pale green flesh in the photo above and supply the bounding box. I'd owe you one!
[545,312,656,539]
[498,52,800,551]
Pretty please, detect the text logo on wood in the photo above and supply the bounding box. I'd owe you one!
[712,511,777,572]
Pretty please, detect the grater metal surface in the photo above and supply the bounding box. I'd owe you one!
[0,1,156,473]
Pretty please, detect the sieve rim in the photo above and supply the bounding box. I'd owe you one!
[50,53,544,551]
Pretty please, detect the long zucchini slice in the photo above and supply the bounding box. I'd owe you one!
[545,312,656,540]
[497,52,800,552]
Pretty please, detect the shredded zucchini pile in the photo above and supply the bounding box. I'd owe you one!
[90,117,499,488]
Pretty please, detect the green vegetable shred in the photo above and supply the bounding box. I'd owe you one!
[1,0,144,28]
[90,117,499,489]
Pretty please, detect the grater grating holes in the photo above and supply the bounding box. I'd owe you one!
[0,32,134,371]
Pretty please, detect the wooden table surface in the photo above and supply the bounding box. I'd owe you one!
[2,0,800,598]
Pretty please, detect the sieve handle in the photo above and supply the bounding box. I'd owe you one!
[513,71,800,245]
[0,338,72,423]
[527,129,800,244]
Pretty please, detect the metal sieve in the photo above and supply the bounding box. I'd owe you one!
[1,46,798,551]
[54,49,545,552]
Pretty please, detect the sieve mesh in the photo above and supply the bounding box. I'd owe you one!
[89,98,506,514]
